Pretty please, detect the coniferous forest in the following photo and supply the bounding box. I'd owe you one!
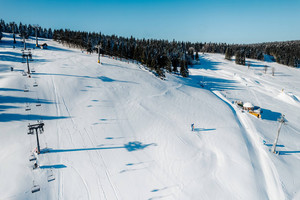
[1,19,299,78]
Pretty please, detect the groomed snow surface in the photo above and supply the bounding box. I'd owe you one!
[1,33,300,200]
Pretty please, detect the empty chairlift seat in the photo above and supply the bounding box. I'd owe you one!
[47,170,55,182]
[36,99,41,107]
[29,154,36,161]
[25,104,31,111]
[31,182,40,193]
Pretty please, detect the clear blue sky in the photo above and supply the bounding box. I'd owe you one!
[1,0,300,43]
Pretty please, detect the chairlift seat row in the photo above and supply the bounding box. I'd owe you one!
[31,185,40,193]
[29,154,36,161]
[48,175,55,182]
[47,170,55,182]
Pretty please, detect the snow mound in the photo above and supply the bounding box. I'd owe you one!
[277,91,300,106]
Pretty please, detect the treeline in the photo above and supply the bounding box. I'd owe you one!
[1,19,299,74]
[0,19,53,39]
[52,29,207,77]
[224,42,300,67]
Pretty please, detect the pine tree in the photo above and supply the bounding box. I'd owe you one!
[171,57,180,72]
[180,60,189,77]
[195,51,199,61]
[225,47,233,60]
[235,50,245,65]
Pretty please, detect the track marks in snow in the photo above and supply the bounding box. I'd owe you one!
[213,91,285,200]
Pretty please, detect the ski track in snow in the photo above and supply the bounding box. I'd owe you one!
[213,91,285,200]
[1,33,300,199]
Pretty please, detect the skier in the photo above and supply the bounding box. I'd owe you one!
[191,123,194,131]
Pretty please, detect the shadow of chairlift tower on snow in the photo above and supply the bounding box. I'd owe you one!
[40,141,156,154]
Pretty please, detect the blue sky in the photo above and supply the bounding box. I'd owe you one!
[1,0,300,43]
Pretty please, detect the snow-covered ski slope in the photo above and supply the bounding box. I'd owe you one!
[1,33,300,200]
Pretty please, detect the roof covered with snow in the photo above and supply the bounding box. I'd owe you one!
[243,102,254,108]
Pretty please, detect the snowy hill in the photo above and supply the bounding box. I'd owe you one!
[1,33,300,200]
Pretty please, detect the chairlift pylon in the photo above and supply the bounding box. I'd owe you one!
[33,81,38,87]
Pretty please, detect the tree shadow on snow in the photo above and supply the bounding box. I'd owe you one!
[0,51,22,57]
[47,45,74,52]
[0,105,20,112]
[179,74,240,91]
[0,113,69,122]
[177,55,240,91]
[195,54,223,71]
[260,108,282,121]
[0,88,25,92]
[0,54,48,63]
[0,64,11,73]
[33,73,136,84]
[0,95,53,104]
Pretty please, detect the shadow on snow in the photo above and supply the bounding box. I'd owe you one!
[0,113,69,122]
[41,141,156,154]
[39,164,67,169]
[0,95,53,104]
[178,55,240,91]
[33,72,136,84]
[260,108,282,121]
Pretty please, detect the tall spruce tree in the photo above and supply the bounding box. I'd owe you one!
[225,47,233,60]
[180,60,189,77]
